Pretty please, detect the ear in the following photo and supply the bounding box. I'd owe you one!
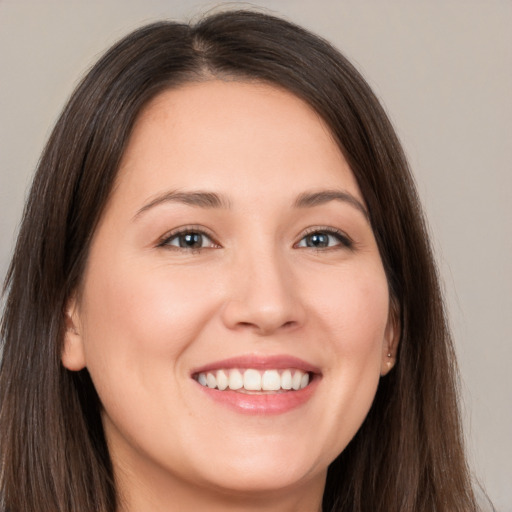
[380,299,400,376]
[62,295,86,371]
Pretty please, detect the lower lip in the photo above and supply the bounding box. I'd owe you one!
[195,376,320,415]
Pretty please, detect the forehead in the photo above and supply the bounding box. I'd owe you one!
[113,79,362,209]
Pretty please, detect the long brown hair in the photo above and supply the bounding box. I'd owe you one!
[1,10,479,512]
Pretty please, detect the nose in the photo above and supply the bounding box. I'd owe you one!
[220,249,305,336]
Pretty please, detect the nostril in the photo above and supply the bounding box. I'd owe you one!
[231,319,297,336]
[221,293,305,335]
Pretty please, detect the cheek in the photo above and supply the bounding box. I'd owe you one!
[340,286,389,356]
[78,257,221,382]
[76,257,225,453]
[304,264,390,457]
[309,263,390,354]
[334,277,390,384]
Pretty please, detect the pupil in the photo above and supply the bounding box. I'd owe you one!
[307,233,328,247]
[180,233,202,248]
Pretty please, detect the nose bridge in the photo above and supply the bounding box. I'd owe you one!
[221,239,303,335]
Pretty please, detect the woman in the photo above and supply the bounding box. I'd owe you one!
[0,9,481,512]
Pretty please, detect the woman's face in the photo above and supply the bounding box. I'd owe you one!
[63,80,397,506]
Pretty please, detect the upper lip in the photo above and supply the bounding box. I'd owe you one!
[190,354,321,376]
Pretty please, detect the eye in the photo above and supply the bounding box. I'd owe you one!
[296,229,352,249]
[159,229,218,250]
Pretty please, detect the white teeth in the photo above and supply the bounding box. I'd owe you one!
[291,371,302,390]
[196,368,311,392]
[206,372,217,389]
[228,369,244,390]
[281,369,292,390]
[243,369,262,391]
[261,370,281,391]
[216,370,229,390]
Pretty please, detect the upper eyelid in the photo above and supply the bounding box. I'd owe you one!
[157,226,219,247]
[156,225,353,247]
[294,227,355,251]
[298,226,352,241]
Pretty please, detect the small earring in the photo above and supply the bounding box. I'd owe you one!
[387,353,392,358]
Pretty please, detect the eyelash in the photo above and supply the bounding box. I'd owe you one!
[157,226,219,252]
[295,227,354,250]
[157,226,353,252]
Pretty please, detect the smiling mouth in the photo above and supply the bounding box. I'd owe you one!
[194,368,311,393]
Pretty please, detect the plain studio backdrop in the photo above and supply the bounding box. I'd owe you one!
[0,1,511,510]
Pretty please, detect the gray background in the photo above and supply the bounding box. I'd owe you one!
[1,1,511,509]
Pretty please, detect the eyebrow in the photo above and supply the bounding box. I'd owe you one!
[293,190,369,220]
[133,190,231,220]
[133,188,369,221]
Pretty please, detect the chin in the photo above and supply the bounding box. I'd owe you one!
[200,462,323,497]
[188,442,328,497]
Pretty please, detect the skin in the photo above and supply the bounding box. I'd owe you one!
[63,80,398,512]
